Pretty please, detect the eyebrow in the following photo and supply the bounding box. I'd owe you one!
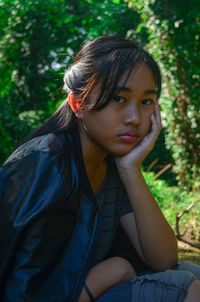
[116,86,157,95]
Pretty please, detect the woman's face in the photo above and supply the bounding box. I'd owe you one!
[77,62,157,157]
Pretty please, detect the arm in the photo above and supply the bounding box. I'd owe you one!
[78,257,136,302]
[116,103,178,271]
[0,152,75,300]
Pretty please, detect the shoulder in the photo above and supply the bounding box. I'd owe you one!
[0,136,67,205]
[0,129,81,225]
[4,132,63,166]
[2,126,81,169]
[0,126,81,189]
[0,128,80,200]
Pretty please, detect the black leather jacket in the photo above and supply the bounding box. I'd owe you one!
[0,127,101,302]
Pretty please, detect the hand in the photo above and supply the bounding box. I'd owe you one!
[115,101,161,170]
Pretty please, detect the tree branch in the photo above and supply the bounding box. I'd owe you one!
[154,163,172,179]
[176,199,200,249]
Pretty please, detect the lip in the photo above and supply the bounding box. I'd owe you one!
[120,130,139,142]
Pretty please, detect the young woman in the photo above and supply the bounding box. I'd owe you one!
[0,36,200,302]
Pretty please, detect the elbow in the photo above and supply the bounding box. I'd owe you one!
[159,238,179,271]
[150,256,178,272]
[150,244,179,272]
[169,245,179,269]
[158,253,178,271]
[165,240,179,269]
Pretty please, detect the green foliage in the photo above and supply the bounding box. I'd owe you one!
[142,128,176,185]
[127,0,200,190]
[143,171,180,225]
[0,0,77,162]
[143,171,200,241]
[0,0,200,242]
[1,0,200,195]
[0,0,140,165]
[151,0,200,190]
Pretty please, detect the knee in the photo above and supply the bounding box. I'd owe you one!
[184,279,200,301]
[111,257,137,281]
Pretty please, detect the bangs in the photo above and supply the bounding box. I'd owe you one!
[67,36,162,111]
[88,48,161,111]
[91,49,138,111]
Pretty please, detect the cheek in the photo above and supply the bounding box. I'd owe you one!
[84,112,113,135]
[142,112,152,132]
[98,110,119,128]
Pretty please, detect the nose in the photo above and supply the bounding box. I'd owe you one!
[123,103,142,126]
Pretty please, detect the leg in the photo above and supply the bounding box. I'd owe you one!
[97,269,196,302]
[174,260,200,301]
[96,281,132,302]
[131,270,195,302]
[175,261,200,279]
[184,279,200,302]
[78,257,136,302]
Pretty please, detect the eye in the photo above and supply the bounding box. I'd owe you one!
[141,99,154,105]
[113,95,127,104]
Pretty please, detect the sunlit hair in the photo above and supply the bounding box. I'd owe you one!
[25,36,162,141]
[64,36,161,111]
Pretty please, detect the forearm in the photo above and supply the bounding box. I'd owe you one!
[119,167,178,271]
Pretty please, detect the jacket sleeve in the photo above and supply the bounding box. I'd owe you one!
[0,151,77,301]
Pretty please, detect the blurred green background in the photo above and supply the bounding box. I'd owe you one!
[0,0,200,255]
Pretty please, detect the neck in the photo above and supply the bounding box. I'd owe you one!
[78,124,108,193]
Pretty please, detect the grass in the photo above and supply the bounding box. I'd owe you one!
[143,171,200,264]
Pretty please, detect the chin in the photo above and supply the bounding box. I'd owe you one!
[112,147,134,156]
[112,141,143,156]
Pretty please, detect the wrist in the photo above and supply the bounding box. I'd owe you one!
[117,164,142,181]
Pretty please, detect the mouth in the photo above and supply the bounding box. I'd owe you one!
[119,131,139,142]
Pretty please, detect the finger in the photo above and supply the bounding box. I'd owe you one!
[150,114,161,139]
[155,100,162,126]
[151,111,161,136]
[151,114,158,132]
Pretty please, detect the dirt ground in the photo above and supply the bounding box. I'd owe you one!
[178,241,200,265]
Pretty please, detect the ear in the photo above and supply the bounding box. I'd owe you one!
[68,93,83,116]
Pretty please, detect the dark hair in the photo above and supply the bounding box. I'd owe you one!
[26,36,162,141]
